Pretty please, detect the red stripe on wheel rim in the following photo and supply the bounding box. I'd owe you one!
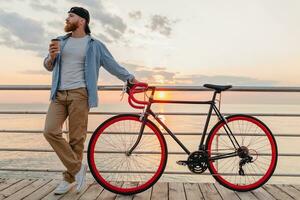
[89,116,166,193]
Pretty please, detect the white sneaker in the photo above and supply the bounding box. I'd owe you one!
[75,163,88,193]
[54,180,74,195]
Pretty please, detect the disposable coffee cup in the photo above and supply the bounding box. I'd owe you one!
[51,39,60,53]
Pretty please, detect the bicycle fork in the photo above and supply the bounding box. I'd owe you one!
[126,113,148,156]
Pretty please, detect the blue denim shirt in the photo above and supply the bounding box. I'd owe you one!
[43,34,134,108]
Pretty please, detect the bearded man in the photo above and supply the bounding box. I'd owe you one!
[43,7,138,194]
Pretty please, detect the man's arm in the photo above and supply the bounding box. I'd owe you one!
[43,55,56,71]
[99,43,135,82]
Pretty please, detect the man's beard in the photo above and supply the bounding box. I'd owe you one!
[64,21,79,32]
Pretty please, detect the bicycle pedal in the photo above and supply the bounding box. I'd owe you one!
[176,160,188,166]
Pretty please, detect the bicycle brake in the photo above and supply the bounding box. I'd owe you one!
[120,81,132,101]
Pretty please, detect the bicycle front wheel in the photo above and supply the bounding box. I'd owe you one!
[87,114,167,195]
[206,114,277,191]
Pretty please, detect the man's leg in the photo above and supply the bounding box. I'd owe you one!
[43,91,81,183]
[63,88,89,182]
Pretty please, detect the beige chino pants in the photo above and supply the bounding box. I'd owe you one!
[43,87,89,183]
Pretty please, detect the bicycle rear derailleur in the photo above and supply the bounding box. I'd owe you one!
[176,150,209,174]
[237,146,254,176]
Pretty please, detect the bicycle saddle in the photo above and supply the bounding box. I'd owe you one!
[203,84,232,93]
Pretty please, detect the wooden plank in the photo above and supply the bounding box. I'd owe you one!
[0,179,21,191]
[132,182,152,200]
[274,184,300,200]
[263,184,294,200]
[115,193,134,200]
[0,179,36,199]
[184,182,204,200]
[79,181,104,200]
[115,182,138,200]
[96,182,122,200]
[0,179,5,186]
[151,182,168,200]
[4,179,50,200]
[96,188,118,200]
[292,184,300,191]
[235,191,258,200]
[214,183,239,200]
[60,179,94,200]
[41,182,76,200]
[198,183,222,200]
[23,179,60,200]
[169,182,186,200]
[251,187,276,200]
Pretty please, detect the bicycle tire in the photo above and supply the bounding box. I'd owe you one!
[87,114,168,195]
[206,114,278,191]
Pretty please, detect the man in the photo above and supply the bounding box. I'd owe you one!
[43,7,138,194]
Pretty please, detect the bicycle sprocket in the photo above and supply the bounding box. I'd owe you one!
[187,150,208,174]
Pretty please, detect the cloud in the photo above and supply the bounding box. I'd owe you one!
[47,20,64,30]
[100,62,278,86]
[175,75,278,86]
[0,9,45,43]
[94,32,113,43]
[147,15,176,37]
[66,0,99,9]
[0,9,47,56]
[105,26,122,40]
[97,62,173,85]
[129,11,142,20]
[65,0,127,41]
[153,67,167,71]
[29,0,58,13]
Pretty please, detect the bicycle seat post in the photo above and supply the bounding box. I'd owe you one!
[211,91,218,102]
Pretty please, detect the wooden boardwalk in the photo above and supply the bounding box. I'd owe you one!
[0,178,300,200]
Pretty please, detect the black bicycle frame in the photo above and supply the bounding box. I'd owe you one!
[128,87,241,161]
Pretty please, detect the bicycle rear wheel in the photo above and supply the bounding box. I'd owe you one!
[87,114,167,195]
[206,114,277,191]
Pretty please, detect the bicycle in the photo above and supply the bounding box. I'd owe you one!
[87,82,278,195]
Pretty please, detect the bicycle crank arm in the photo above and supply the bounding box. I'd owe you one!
[176,160,188,166]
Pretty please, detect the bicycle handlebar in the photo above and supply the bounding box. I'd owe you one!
[127,82,149,109]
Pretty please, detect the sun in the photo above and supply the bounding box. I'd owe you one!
[156,91,167,99]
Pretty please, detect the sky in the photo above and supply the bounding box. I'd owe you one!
[0,0,300,88]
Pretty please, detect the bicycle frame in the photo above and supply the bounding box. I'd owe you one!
[128,86,242,161]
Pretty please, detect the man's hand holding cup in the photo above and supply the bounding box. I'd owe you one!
[49,39,60,61]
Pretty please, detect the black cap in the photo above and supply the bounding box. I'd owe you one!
[68,7,91,34]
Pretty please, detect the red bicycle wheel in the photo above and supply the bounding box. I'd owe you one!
[206,115,277,191]
[88,114,167,195]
